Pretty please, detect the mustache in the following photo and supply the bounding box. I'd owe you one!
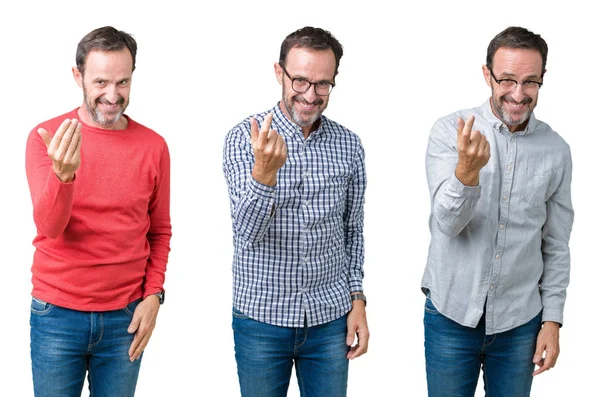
[293,95,323,106]
[97,96,125,105]
[501,95,532,105]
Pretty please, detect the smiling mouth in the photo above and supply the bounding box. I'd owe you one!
[294,98,322,111]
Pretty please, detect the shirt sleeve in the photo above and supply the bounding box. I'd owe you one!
[143,140,172,298]
[223,120,276,245]
[345,140,367,293]
[25,126,75,239]
[426,118,482,237]
[540,147,574,325]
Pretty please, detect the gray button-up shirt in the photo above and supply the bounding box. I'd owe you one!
[422,100,574,335]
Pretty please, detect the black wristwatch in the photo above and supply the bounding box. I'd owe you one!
[152,291,165,305]
[351,293,367,306]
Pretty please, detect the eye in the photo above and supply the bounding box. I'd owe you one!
[119,80,129,86]
[317,81,332,88]
[95,80,106,87]
[523,81,540,87]
[294,78,308,85]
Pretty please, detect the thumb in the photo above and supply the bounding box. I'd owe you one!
[128,312,142,334]
[346,327,355,347]
[37,128,52,148]
[532,338,544,364]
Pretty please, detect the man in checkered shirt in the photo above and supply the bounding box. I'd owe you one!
[223,26,369,397]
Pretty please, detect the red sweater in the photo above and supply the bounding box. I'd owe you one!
[26,109,171,311]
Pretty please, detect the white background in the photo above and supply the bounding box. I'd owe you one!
[0,0,597,395]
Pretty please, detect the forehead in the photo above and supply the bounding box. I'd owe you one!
[285,47,336,79]
[83,48,133,77]
[492,47,543,77]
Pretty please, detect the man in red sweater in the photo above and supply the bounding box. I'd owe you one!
[25,26,171,397]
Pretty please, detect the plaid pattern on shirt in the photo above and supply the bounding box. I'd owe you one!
[223,103,366,327]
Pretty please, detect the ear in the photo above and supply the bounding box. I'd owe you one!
[482,65,492,88]
[72,66,83,88]
[274,63,283,86]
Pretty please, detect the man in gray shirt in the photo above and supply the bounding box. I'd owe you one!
[422,26,573,396]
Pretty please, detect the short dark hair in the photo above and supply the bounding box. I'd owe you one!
[486,26,548,73]
[76,26,137,75]
[279,26,344,76]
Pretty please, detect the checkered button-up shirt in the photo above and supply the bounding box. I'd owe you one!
[223,103,366,327]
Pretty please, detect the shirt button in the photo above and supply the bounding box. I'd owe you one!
[495,255,501,260]
[503,195,508,201]
[499,224,505,230]
[508,165,513,170]
[490,285,495,290]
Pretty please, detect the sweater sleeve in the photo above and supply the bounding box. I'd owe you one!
[143,140,172,297]
[25,127,75,239]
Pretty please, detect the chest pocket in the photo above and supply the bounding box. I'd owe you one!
[521,167,554,208]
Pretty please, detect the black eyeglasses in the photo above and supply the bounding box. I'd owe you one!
[281,66,335,96]
[489,69,543,93]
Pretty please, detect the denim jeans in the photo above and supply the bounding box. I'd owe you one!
[424,296,542,397]
[232,307,349,397]
[30,297,143,397]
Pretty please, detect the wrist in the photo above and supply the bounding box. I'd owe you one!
[350,293,367,307]
[252,169,277,186]
[455,166,480,186]
[55,172,75,183]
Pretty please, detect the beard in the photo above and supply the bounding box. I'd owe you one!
[491,92,535,128]
[282,86,326,127]
[83,92,128,127]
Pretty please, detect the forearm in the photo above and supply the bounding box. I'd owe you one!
[231,177,276,243]
[430,173,481,236]
[27,142,75,238]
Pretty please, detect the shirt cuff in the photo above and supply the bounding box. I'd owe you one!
[248,176,277,201]
[541,307,563,327]
[448,173,482,198]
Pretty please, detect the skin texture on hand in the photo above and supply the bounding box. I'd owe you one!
[532,321,560,376]
[250,113,287,186]
[346,299,369,359]
[127,295,160,362]
[38,118,82,183]
[455,115,491,186]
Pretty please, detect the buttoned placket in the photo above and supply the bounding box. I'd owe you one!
[298,127,314,318]
[485,125,518,334]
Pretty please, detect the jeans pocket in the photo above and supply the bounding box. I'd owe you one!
[232,307,250,320]
[30,297,54,316]
[424,297,440,315]
[521,167,554,207]
[123,299,142,316]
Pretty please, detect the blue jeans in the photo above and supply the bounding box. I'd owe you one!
[424,296,542,397]
[30,297,143,397]
[232,308,349,397]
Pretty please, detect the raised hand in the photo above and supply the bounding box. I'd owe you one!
[455,115,490,186]
[38,118,82,183]
[250,113,287,186]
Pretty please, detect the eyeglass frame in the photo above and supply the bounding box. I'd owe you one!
[280,65,336,96]
[488,68,544,93]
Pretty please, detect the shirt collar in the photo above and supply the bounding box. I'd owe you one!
[480,99,538,136]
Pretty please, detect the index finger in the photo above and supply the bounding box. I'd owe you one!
[260,113,274,135]
[457,116,474,146]
[532,358,549,376]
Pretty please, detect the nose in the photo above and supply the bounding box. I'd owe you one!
[104,85,119,103]
[511,83,525,102]
[303,84,318,102]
